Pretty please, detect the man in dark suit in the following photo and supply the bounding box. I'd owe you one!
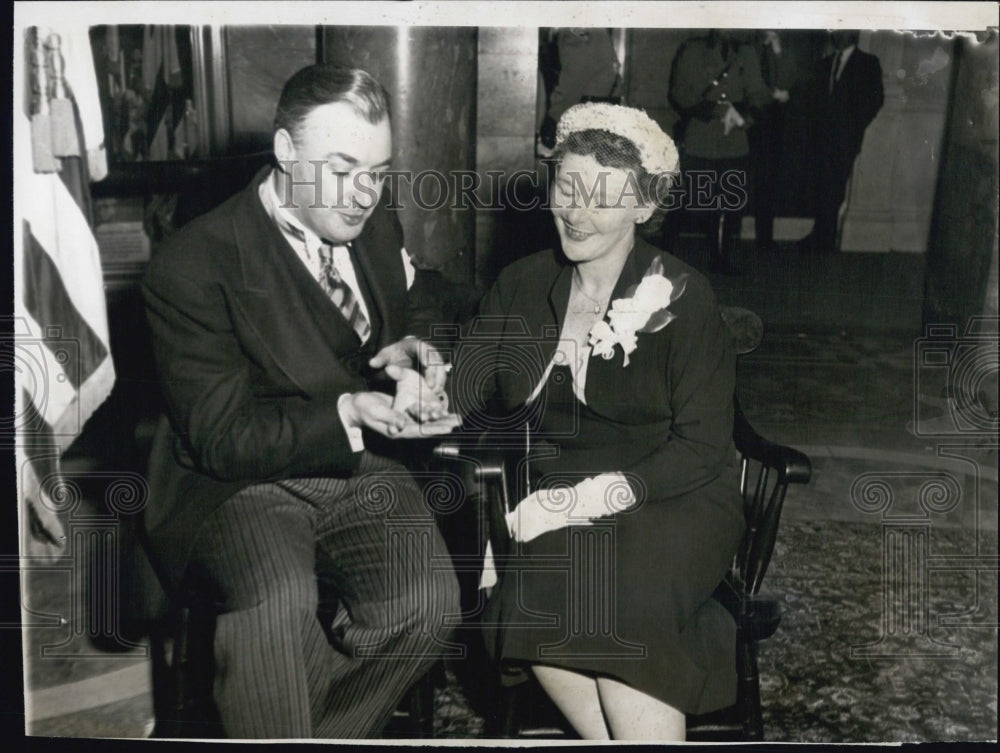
[141,64,460,738]
[800,30,884,253]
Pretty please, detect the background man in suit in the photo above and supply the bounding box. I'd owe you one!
[141,64,460,738]
[800,30,884,254]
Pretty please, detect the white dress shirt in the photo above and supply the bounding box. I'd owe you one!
[830,45,855,91]
[260,170,417,334]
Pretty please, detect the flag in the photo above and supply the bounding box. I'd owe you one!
[141,25,190,160]
[13,25,115,560]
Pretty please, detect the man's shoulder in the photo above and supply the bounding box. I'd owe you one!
[855,48,883,70]
[145,179,259,284]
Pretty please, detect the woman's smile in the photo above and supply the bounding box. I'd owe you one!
[560,217,595,242]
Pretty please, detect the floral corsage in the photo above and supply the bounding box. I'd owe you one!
[588,255,687,367]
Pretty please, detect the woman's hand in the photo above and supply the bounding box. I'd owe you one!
[506,488,594,543]
[505,473,638,543]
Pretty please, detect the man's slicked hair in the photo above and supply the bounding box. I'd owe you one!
[274,64,390,142]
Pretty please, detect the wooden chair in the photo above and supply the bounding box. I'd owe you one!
[686,397,812,740]
[433,308,812,740]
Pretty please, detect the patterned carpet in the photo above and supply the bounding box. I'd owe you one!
[22,330,998,742]
[422,518,997,743]
[755,519,996,742]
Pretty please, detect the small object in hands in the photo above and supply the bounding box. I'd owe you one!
[391,367,425,417]
[30,31,58,172]
[45,33,79,158]
[391,367,448,422]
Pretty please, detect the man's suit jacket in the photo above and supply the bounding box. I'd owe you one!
[141,166,439,593]
[817,47,884,163]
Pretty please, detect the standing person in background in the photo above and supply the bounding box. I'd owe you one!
[749,30,795,254]
[537,28,622,156]
[799,30,884,254]
[669,30,771,275]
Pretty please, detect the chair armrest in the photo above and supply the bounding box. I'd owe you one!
[733,407,812,485]
[433,434,516,563]
[433,436,508,487]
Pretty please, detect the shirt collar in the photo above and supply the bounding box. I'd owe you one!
[262,168,329,258]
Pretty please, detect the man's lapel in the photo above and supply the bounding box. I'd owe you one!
[349,233,393,349]
[230,172,364,395]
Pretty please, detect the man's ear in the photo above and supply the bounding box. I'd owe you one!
[273,128,296,171]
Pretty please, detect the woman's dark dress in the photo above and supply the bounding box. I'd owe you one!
[471,241,746,715]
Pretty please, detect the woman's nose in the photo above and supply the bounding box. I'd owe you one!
[560,203,587,226]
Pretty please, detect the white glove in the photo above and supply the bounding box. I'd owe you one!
[505,473,637,543]
[722,103,746,135]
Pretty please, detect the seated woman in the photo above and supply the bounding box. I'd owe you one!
[448,103,745,741]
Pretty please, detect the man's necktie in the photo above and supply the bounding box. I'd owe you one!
[317,243,371,343]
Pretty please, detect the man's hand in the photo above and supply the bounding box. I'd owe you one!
[342,391,460,439]
[369,336,449,393]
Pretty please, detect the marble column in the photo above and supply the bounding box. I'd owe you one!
[922,32,1000,327]
[839,31,953,253]
[322,26,478,284]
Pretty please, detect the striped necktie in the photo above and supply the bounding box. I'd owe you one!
[316,242,371,343]
[266,193,372,343]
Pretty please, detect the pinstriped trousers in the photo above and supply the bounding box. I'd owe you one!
[187,451,461,738]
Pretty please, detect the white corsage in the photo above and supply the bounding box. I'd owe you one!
[587,256,687,367]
